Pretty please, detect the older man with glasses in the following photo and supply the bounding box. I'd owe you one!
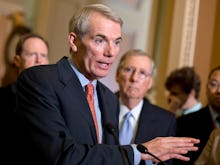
[115,49,177,165]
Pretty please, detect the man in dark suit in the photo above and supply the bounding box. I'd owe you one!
[0,33,49,111]
[175,65,220,165]
[15,4,200,165]
[0,33,49,164]
[115,49,176,165]
[0,33,49,112]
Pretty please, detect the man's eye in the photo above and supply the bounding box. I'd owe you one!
[210,82,218,87]
[114,40,121,46]
[26,53,35,57]
[124,67,133,73]
[140,71,146,76]
[41,54,48,58]
[94,38,104,44]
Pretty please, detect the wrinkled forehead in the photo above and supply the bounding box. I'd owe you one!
[124,55,152,68]
[209,70,220,81]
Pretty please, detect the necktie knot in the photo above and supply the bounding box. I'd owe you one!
[124,112,132,121]
[86,83,94,96]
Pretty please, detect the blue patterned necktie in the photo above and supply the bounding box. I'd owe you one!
[119,112,133,145]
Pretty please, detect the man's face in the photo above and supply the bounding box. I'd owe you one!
[167,85,189,112]
[14,37,49,73]
[71,12,122,81]
[116,55,153,100]
[207,69,220,112]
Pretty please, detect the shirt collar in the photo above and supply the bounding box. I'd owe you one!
[68,59,97,89]
[119,99,143,122]
[183,102,202,115]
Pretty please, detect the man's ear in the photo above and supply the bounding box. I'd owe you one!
[68,32,78,52]
[147,77,153,90]
[189,89,196,97]
[13,55,21,68]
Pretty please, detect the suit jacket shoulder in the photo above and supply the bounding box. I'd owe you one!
[16,56,133,165]
[135,99,176,165]
[176,106,214,137]
[175,106,215,165]
[135,98,176,143]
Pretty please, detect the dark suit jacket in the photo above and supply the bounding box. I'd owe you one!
[135,99,176,165]
[16,57,133,165]
[134,99,176,143]
[116,94,176,165]
[0,83,17,164]
[0,83,16,112]
[175,106,215,165]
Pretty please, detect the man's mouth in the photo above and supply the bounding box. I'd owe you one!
[98,61,111,70]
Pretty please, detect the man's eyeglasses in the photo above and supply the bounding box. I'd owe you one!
[207,80,220,91]
[122,67,152,80]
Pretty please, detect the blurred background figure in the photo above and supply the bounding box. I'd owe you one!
[0,32,49,114]
[116,49,176,165]
[165,66,202,117]
[2,26,32,86]
[175,65,220,165]
[0,33,49,164]
[0,1,32,86]
[194,128,220,165]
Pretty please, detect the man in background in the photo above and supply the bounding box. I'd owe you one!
[116,49,176,165]
[0,33,49,113]
[165,66,202,117]
[15,4,199,165]
[175,65,220,165]
[0,33,49,164]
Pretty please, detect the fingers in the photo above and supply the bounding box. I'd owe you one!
[159,153,191,162]
[169,146,198,155]
[160,137,200,146]
[142,152,191,163]
[140,137,200,162]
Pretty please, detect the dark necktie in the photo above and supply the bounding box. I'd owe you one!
[216,116,220,124]
[86,83,100,143]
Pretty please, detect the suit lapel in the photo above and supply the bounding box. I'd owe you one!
[135,99,156,143]
[56,57,98,142]
[96,82,119,144]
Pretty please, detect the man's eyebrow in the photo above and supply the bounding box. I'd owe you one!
[95,34,106,38]
[116,36,122,41]
[95,34,122,41]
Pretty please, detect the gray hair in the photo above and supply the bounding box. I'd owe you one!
[69,4,123,38]
[116,49,155,76]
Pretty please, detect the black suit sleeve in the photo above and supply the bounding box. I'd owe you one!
[15,64,134,165]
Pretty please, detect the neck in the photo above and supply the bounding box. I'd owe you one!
[183,97,199,110]
[120,95,142,110]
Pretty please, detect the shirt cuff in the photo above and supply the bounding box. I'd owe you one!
[131,144,154,165]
